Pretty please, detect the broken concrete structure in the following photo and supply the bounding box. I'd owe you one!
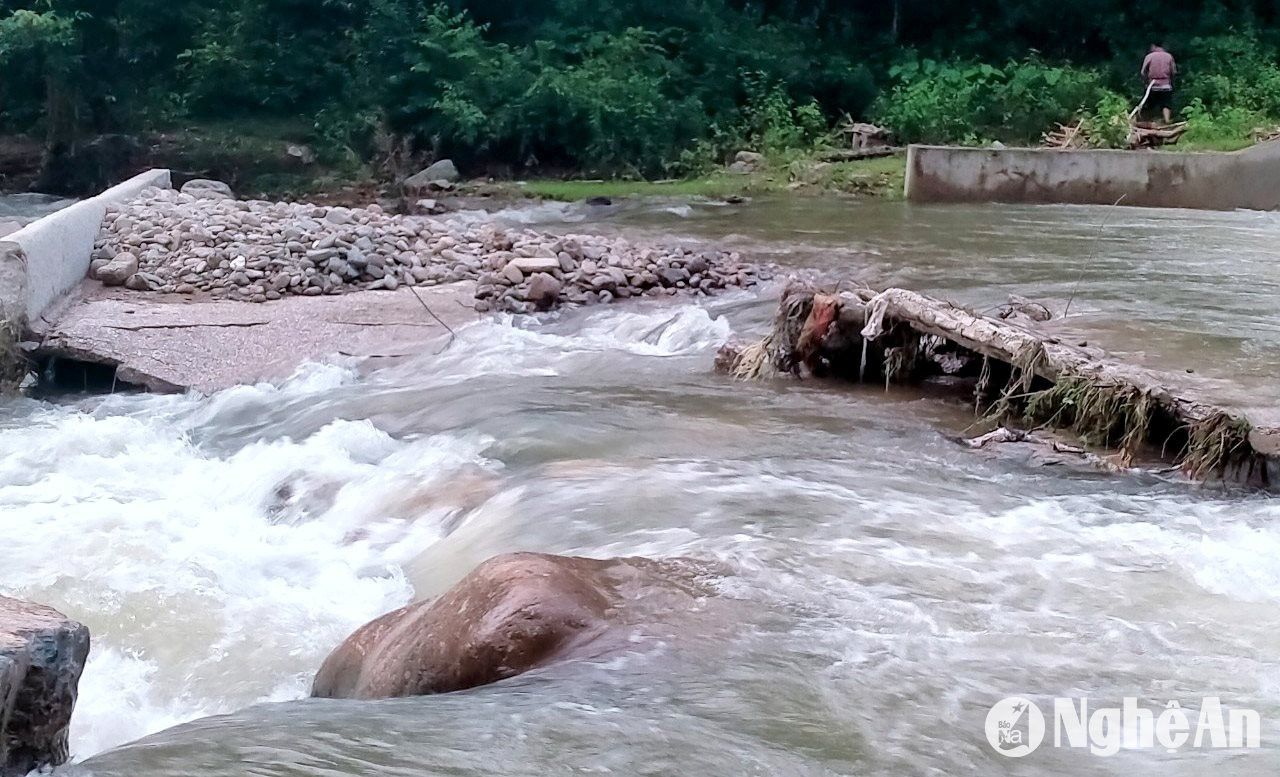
[35,282,479,393]
[905,140,1280,211]
[1,170,171,332]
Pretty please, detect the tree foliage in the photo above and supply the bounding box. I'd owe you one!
[2,0,1280,172]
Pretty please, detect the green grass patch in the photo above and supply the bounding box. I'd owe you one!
[518,153,906,202]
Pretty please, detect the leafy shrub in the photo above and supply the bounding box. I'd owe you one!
[1080,91,1132,148]
[1180,33,1280,115]
[1180,98,1267,150]
[736,73,829,155]
[873,57,1114,144]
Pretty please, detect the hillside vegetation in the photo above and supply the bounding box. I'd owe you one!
[3,1,1280,187]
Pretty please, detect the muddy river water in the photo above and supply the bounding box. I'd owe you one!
[2,196,1279,776]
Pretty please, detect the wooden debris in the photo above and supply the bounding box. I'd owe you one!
[1252,125,1280,143]
[829,117,898,159]
[719,285,1278,487]
[837,118,893,150]
[1129,121,1188,149]
[1041,119,1188,150]
[1042,122,1086,150]
[816,147,897,162]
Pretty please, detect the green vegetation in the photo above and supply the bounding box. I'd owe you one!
[4,1,1280,192]
[518,154,905,202]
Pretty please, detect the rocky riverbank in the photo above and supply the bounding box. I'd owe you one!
[90,185,767,313]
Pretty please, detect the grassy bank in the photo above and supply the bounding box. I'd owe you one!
[514,154,907,203]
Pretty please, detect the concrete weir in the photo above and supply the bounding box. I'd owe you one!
[905,140,1280,210]
[1,170,172,331]
[1,170,171,386]
[2,171,482,393]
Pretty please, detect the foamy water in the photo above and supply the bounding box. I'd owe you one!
[1,304,738,760]
[2,203,1280,776]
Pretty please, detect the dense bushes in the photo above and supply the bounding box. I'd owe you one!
[4,0,1280,175]
[873,58,1118,144]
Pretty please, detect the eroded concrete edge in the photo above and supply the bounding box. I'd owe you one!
[905,142,1280,211]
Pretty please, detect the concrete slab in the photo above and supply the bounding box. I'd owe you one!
[34,282,479,393]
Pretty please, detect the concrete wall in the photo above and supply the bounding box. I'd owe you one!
[0,169,171,330]
[905,142,1280,211]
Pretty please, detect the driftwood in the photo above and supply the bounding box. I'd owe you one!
[816,147,897,162]
[1130,122,1188,149]
[1253,125,1280,143]
[836,118,893,150]
[720,286,1278,487]
[1042,122,1086,150]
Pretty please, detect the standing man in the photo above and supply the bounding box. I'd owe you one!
[1141,43,1178,124]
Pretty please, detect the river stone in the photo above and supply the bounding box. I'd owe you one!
[96,252,138,286]
[0,597,90,777]
[325,208,353,226]
[420,159,460,183]
[90,189,761,311]
[402,160,459,196]
[508,256,560,275]
[525,272,563,311]
[124,272,163,291]
[180,179,234,200]
[658,267,690,287]
[501,263,524,285]
[312,554,650,699]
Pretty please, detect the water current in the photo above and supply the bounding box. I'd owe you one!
[2,196,1278,775]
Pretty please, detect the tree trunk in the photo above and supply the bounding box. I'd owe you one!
[44,74,76,151]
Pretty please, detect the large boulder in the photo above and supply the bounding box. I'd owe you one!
[0,597,90,777]
[313,553,683,700]
[524,272,563,311]
[419,159,460,183]
[94,251,138,286]
[401,159,460,196]
[179,179,235,200]
[728,150,766,175]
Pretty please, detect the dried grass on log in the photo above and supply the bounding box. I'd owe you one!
[721,285,1272,486]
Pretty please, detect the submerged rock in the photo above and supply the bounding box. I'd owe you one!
[0,597,90,777]
[313,553,699,700]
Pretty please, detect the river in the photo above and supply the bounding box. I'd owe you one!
[0,192,75,231]
[2,197,1278,776]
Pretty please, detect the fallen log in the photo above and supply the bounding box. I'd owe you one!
[719,285,1277,487]
[816,147,898,162]
[1130,122,1188,149]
